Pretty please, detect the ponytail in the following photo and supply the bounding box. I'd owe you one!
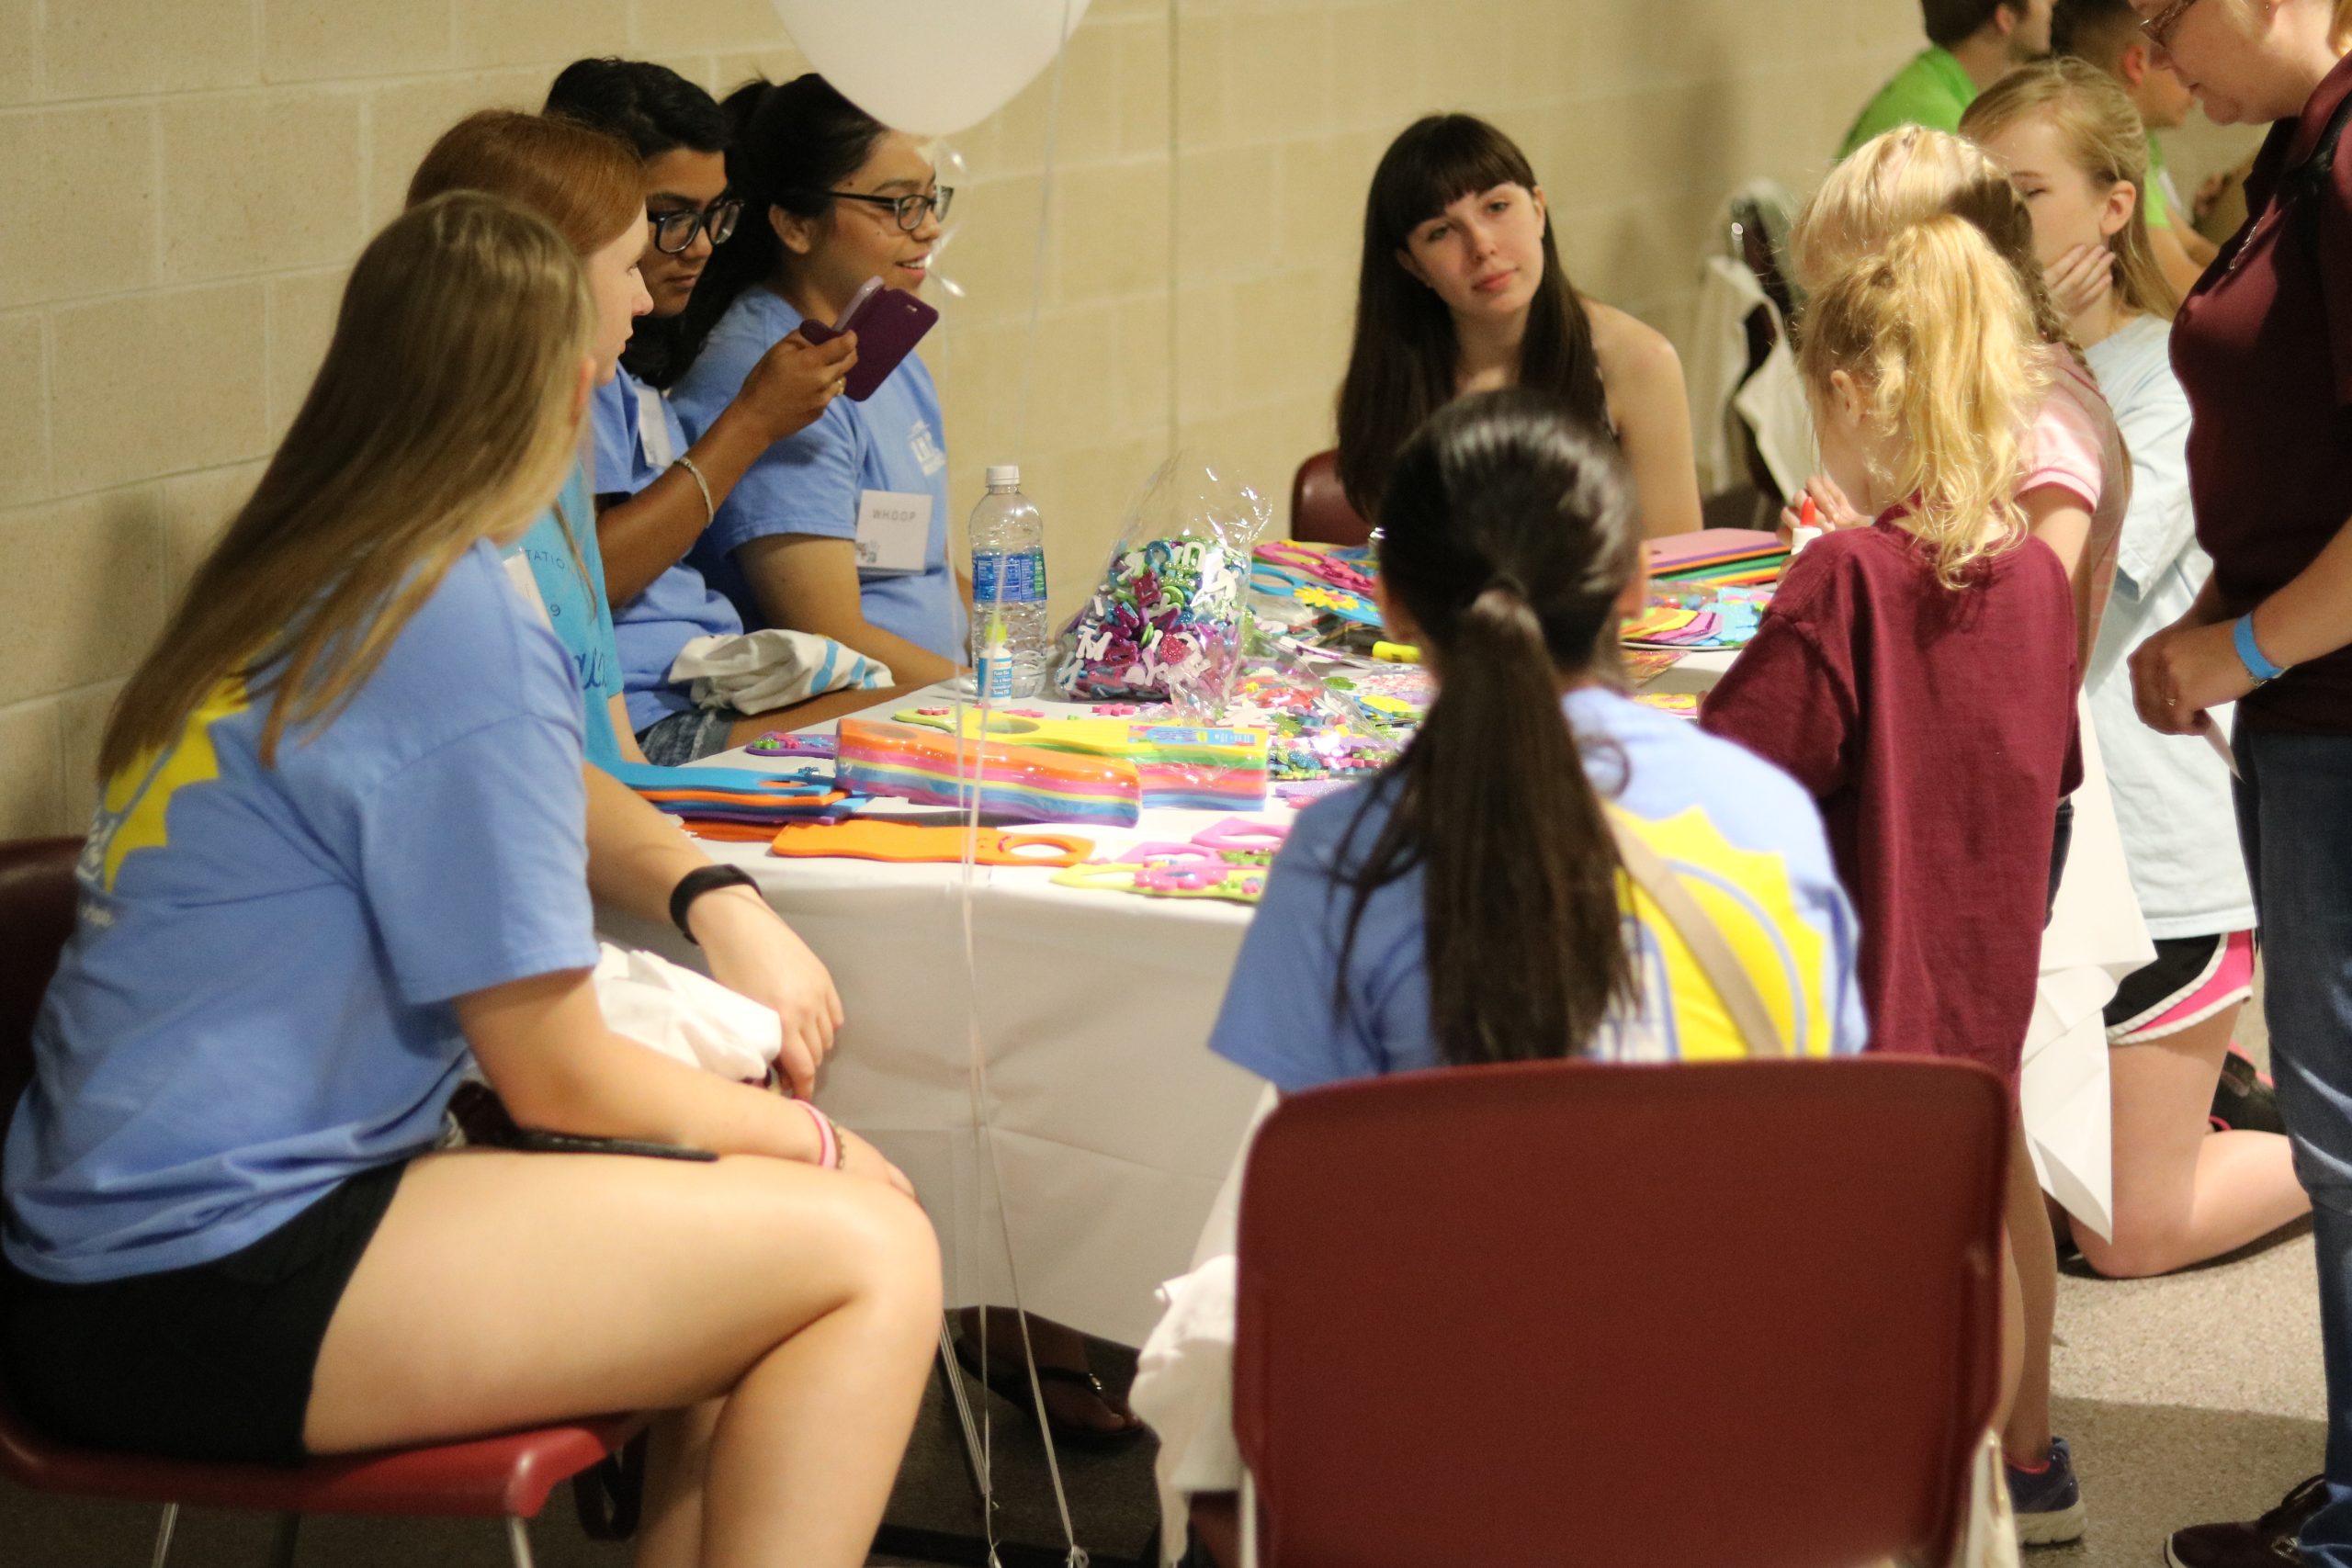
[1799,216,2048,589]
[1797,124,2086,366]
[1339,389,1640,1066]
[668,73,886,382]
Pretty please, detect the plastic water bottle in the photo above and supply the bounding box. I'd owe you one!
[968,464,1047,698]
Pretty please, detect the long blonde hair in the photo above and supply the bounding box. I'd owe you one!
[1796,125,2079,358]
[1962,59,2180,321]
[1799,216,2050,589]
[100,193,594,775]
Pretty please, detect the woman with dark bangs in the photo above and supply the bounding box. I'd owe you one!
[1335,114,1703,537]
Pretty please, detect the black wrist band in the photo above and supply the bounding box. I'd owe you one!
[669,864,761,944]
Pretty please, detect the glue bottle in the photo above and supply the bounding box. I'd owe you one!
[968,465,1047,697]
[976,612,1015,703]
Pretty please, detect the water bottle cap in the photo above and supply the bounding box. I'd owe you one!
[985,464,1021,489]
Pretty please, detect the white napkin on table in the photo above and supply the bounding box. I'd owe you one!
[667,629,892,716]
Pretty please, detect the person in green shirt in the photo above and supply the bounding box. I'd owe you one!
[1840,0,2056,158]
[2052,0,2222,292]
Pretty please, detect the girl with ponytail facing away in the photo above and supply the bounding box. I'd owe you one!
[1700,215,2086,1543]
[1207,389,1864,1096]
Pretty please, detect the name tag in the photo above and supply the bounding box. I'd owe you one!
[633,381,677,469]
[854,489,932,575]
[502,551,557,632]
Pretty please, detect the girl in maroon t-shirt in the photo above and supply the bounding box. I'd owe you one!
[1702,215,2087,1542]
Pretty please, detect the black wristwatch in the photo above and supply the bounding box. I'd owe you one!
[669,864,762,943]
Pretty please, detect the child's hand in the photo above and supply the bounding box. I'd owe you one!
[2045,244,2117,325]
[739,329,859,442]
[1779,474,1867,537]
[689,886,845,1098]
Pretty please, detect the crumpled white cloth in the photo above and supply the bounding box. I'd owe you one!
[667,629,892,716]
[592,942,781,1081]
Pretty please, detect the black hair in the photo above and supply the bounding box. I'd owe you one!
[544,57,726,159]
[2050,0,2137,59]
[1334,115,1609,522]
[1924,0,2024,48]
[1337,389,1643,1067]
[545,58,728,383]
[665,73,888,385]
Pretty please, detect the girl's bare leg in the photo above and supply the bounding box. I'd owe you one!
[2000,1112,2057,1470]
[2073,1004,2310,1278]
[305,1148,940,1568]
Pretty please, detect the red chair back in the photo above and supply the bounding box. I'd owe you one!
[0,840,80,1123]
[1233,1057,2007,1568]
[1289,450,1372,547]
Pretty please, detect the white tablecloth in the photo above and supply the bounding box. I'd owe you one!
[612,652,2148,1348]
[603,686,1277,1347]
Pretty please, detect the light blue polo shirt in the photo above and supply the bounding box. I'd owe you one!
[671,288,965,662]
[4,541,597,1284]
[592,367,744,733]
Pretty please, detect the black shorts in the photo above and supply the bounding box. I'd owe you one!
[1,1160,407,1465]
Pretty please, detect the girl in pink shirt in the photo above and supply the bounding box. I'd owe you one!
[1792,124,2132,671]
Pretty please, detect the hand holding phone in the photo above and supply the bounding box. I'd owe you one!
[799,276,938,400]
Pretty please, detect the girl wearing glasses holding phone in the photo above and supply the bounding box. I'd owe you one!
[544,60,909,763]
[668,74,965,690]
[2117,1,2352,1561]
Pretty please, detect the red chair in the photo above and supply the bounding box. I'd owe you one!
[1233,1057,2007,1568]
[1289,451,1372,547]
[0,838,647,1568]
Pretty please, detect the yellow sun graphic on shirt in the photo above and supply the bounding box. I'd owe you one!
[89,679,250,893]
[1608,803,1838,1061]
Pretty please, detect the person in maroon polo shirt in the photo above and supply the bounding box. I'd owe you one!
[2126,2,2352,1563]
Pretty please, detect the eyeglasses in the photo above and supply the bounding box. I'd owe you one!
[2138,0,2201,52]
[648,198,744,255]
[828,187,956,231]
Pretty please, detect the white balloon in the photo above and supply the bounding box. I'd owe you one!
[768,0,1094,137]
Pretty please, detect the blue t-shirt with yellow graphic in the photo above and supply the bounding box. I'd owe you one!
[2,541,599,1285]
[1209,687,1866,1089]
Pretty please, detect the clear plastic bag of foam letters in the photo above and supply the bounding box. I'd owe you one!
[1049,452,1272,715]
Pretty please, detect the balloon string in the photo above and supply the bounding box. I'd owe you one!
[956,7,1087,1564]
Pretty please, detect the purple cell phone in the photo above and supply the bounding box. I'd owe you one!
[799,277,939,400]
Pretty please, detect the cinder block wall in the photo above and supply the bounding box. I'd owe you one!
[0,0,2258,839]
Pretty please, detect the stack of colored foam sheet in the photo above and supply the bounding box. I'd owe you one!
[835,718,1142,828]
[888,707,1271,811]
[1644,527,1789,588]
[607,760,862,840]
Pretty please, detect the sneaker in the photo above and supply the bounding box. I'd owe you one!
[2213,1047,2288,1136]
[2165,1474,2326,1566]
[2007,1436,2086,1546]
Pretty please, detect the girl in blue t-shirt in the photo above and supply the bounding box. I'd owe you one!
[669,74,967,689]
[1212,389,1865,1092]
[0,196,939,1568]
[543,59,904,764]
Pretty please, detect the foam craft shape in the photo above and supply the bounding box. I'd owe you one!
[888,708,1271,809]
[770,820,1092,867]
[835,717,1139,827]
[606,760,819,794]
[766,0,1093,136]
[1053,862,1268,905]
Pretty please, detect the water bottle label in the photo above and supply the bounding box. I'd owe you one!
[978,649,1014,700]
[972,548,1046,605]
